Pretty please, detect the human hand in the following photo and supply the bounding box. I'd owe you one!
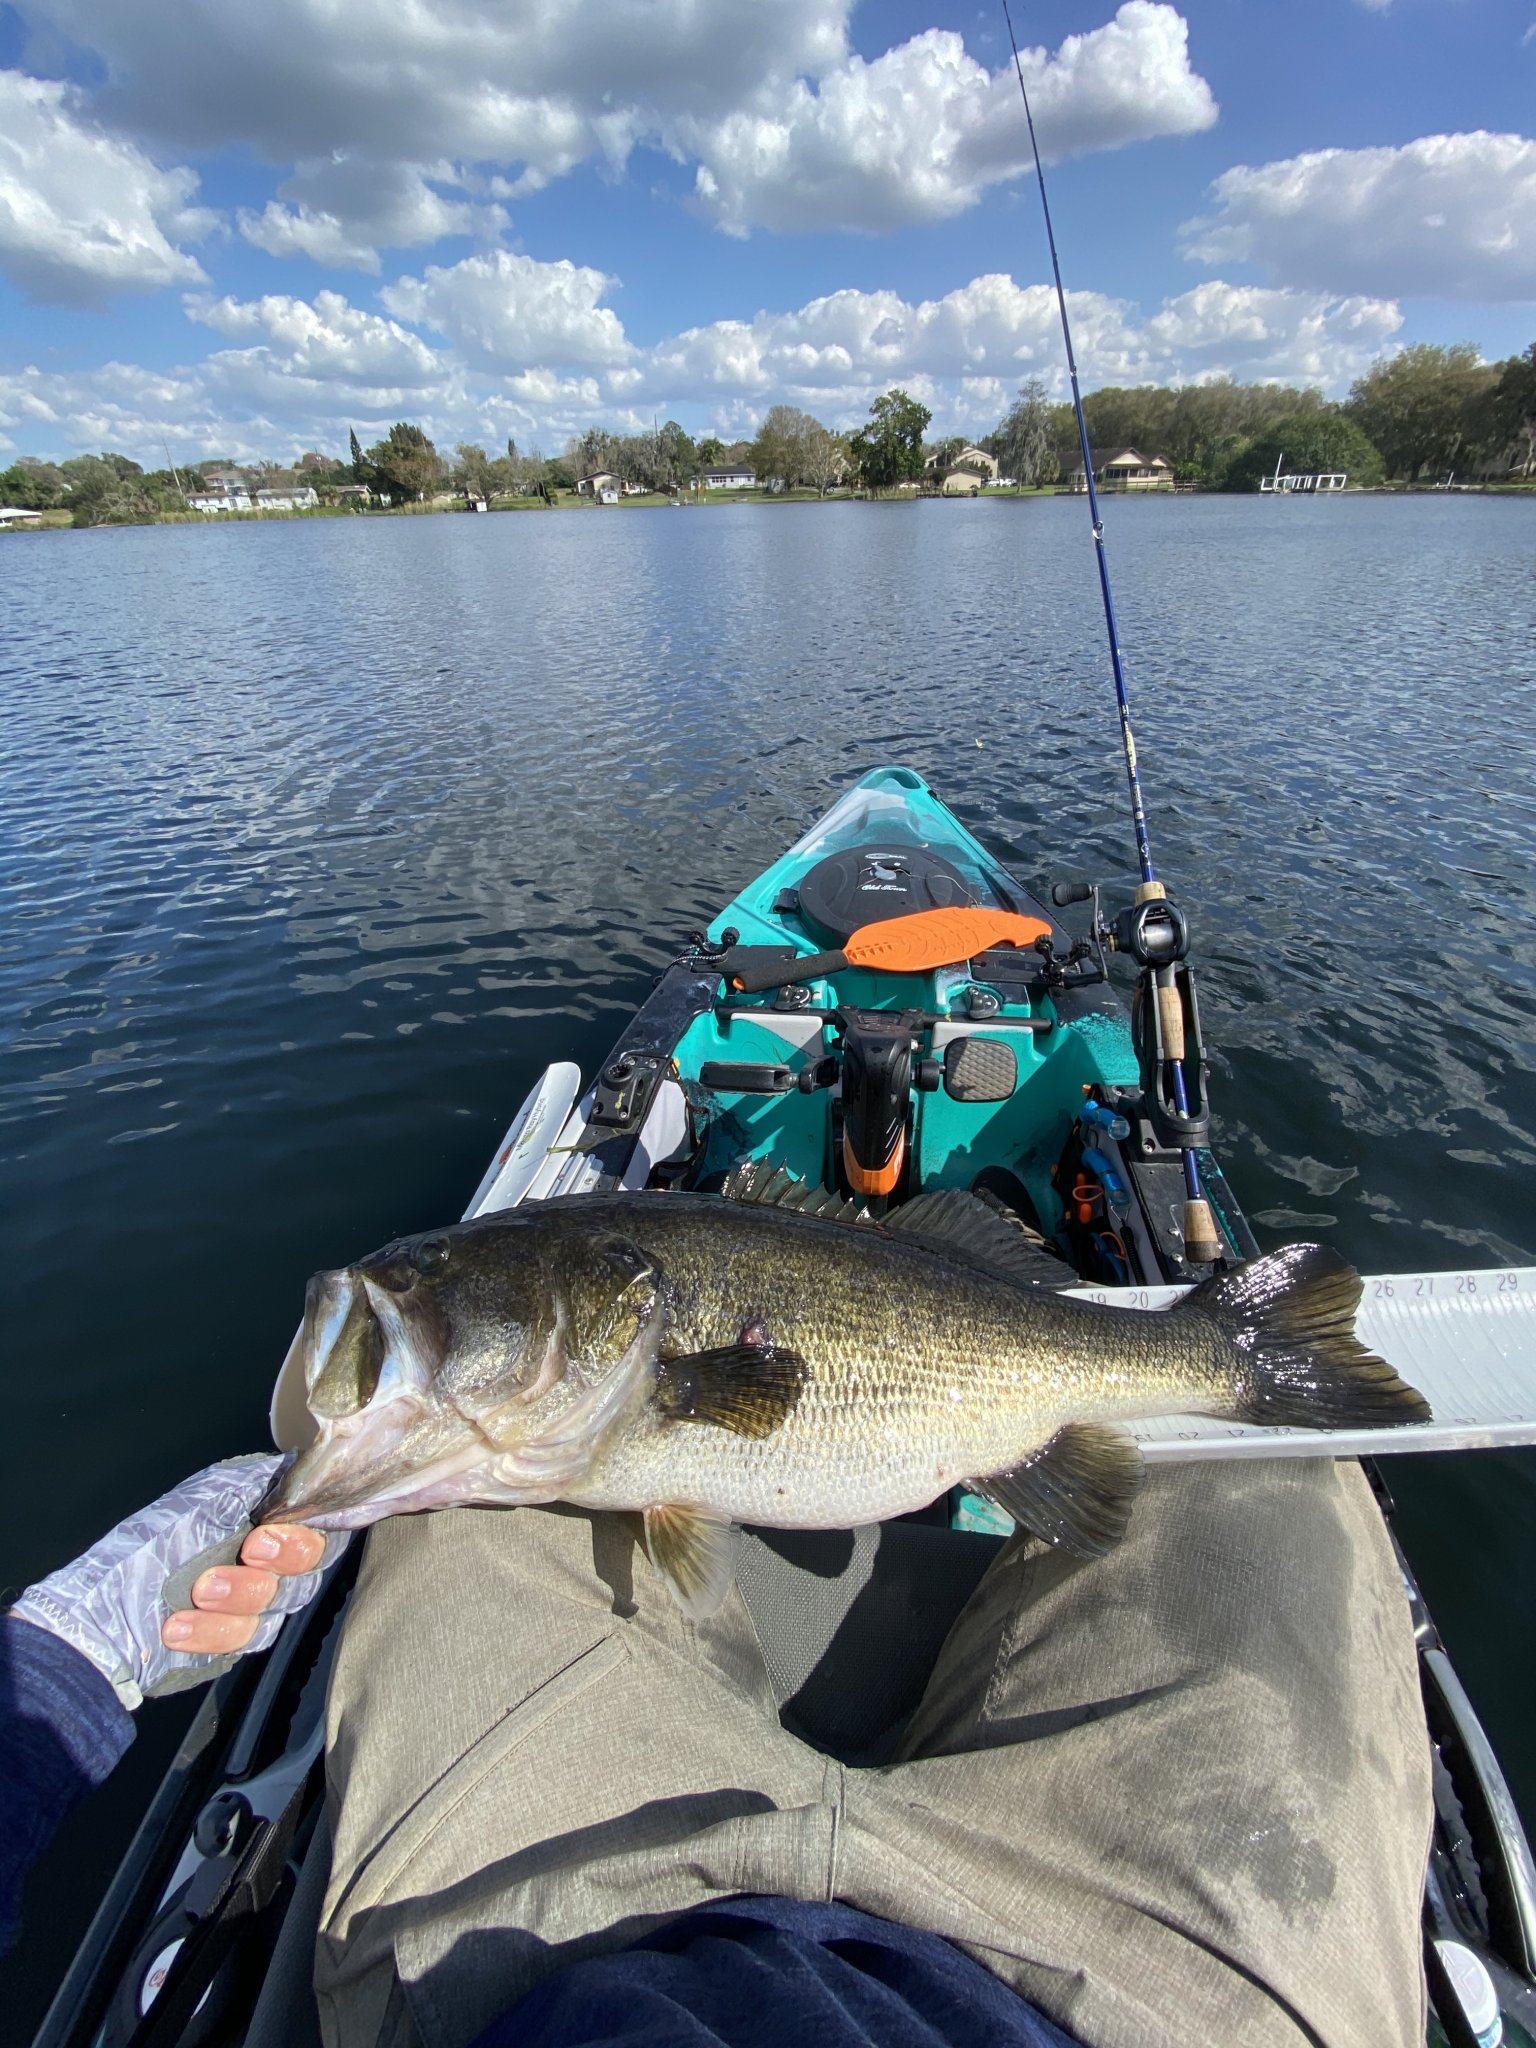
[11,1454,347,1710]
[159,1516,329,1656]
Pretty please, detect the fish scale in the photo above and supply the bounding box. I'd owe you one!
[570,1196,1233,1527]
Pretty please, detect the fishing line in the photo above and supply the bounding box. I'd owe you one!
[1001,0,1221,1265]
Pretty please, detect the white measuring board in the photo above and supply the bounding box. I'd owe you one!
[1064,1268,1536,1462]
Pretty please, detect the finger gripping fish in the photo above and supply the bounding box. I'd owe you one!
[259,1188,1430,1617]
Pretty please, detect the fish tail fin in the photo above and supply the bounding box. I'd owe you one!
[1178,1243,1432,1429]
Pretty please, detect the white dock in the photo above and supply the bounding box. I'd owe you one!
[1260,460,1347,494]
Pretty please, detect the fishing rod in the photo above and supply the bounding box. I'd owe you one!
[1001,0,1222,1267]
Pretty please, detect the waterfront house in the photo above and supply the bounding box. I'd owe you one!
[700,465,756,489]
[921,444,999,497]
[925,444,998,480]
[577,470,627,498]
[0,506,43,527]
[1064,449,1174,492]
[252,486,320,511]
[185,471,320,513]
[188,464,254,511]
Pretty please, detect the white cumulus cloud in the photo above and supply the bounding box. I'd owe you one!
[22,0,849,176]
[643,276,1081,406]
[1182,131,1536,299]
[1,267,1406,465]
[637,274,1397,425]
[13,0,1214,256]
[685,4,1217,234]
[381,251,633,370]
[1145,282,1402,386]
[184,290,444,387]
[238,159,507,273]
[0,359,229,456]
[0,70,213,304]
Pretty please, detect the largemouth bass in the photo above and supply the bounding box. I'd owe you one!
[260,1185,1429,1615]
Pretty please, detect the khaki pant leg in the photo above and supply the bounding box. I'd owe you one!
[315,1504,842,2048]
[837,1459,1431,2048]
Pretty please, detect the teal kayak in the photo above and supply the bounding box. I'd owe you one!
[473,763,1249,1288]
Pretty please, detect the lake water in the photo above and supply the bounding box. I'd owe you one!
[3,494,1534,2027]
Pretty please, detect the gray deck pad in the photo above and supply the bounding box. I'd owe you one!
[1065,1267,1536,1460]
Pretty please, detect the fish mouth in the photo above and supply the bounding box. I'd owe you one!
[258,1267,457,1528]
[257,1433,491,1529]
[260,1276,664,1531]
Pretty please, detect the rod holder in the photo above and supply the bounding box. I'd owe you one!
[1131,962,1211,1150]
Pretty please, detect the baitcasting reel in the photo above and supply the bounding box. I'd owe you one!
[1048,878,1189,969]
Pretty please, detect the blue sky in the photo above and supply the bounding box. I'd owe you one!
[0,0,1531,465]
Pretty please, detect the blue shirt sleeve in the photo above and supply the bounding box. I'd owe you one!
[1,1613,135,1954]
[474,1895,1082,2048]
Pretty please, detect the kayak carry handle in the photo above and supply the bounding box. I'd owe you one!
[699,1057,839,1096]
[732,948,847,994]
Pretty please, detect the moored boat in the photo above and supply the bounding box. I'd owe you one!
[35,765,1536,2048]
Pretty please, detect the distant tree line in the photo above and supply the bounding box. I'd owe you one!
[6,338,1529,525]
[439,403,924,498]
[980,340,1536,490]
[0,452,209,525]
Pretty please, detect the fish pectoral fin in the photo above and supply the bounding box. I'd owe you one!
[977,1422,1144,1558]
[643,1505,737,1620]
[652,1345,807,1439]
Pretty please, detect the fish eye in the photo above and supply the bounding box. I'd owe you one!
[413,1236,450,1275]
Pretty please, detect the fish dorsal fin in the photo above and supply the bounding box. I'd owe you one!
[976,1422,1144,1557]
[644,1504,737,1619]
[653,1344,807,1439]
[884,1188,1070,1288]
[721,1158,868,1224]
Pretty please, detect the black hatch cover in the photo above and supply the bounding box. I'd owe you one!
[795,845,978,945]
